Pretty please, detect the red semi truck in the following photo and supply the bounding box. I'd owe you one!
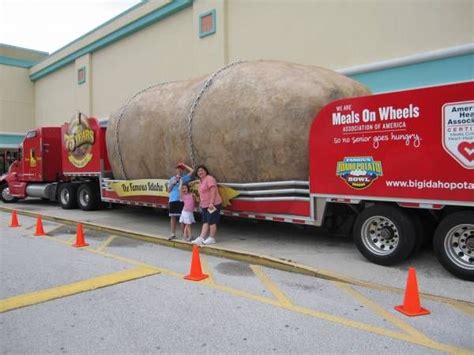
[1,82,473,280]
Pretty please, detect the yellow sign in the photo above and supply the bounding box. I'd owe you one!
[218,185,240,206]
[110,179,169,197]
[188,181,239,207]
[110,179,240,206]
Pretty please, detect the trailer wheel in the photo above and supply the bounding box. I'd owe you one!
[58,183,78,209]
[77,183,100,211]
[0,184,18,203]
[433,211,474,281]
[353,205,416,265]
[409,212,425,255]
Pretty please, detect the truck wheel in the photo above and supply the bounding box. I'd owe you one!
[0,185,18,203]
[77,183,100,211]
[58,183,78,209]
[433,211,474,281]
[353,205,416,265]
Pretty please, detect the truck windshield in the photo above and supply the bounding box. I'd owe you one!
[26,131,37,139]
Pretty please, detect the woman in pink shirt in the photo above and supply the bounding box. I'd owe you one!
[192,165,222,246]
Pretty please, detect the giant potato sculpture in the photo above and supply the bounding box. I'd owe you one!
[106,60,370,182]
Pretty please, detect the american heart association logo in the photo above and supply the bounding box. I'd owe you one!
[458,141,474,162]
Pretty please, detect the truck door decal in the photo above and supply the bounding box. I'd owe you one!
[30,149,37,167]
[64,112,95,168]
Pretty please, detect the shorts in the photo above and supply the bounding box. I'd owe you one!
[169,201,184,217]
[179,211,195,225]
[200,204,222,225]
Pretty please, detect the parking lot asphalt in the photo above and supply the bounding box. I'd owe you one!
[0,200,473,304]
[1,211,473,354]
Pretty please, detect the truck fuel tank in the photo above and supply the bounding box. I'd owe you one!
[26,183,58,199]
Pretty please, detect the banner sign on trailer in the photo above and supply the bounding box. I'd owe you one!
[309,82,474,204]
[109,179,240,206]
[110,179,169,197]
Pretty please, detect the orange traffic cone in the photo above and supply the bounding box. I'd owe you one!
[184,245,209,281]
[34,215,46,236]
[9,210,20,227]
[395,267,430,317]
[73,224,89,248]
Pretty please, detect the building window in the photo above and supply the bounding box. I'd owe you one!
[199,9,216,38]
[78,66,86,85]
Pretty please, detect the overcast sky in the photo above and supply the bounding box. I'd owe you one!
[0,0,141,53]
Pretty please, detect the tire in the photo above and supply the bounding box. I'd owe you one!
[77,183,100,211]
[0,184,18,203]
[409,212,424,255]
[58,183,78,209]
[353,205,416,265]
[433,211,474,281]
[409,210,436,255]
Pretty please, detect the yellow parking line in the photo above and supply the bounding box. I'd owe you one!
[333,282,474,353]
[41,235,174,277]
[96,235,119,252]
[200,255,215,284]
[0,267,160,313]
[451,303,474,317]
[43,235,76,246]
[334,282,433,343]
[210,281,471,354]
[250,265,293,307]
[8,221,471,353]
[44,225,66,235]
[67,235,76,244]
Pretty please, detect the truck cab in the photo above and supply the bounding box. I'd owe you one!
[1,114,108,209]
[1,127,64,202]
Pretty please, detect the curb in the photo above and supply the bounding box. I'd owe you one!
[1,205,473,308]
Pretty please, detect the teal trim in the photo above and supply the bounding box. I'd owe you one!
[0,56,36,68]
[46,1,148,58]
[349,53,474,93]
[0,43,49,56]
[199,9,216,38]
[0,134,25,146]
[30,0,193,81]
[78,66,86,85]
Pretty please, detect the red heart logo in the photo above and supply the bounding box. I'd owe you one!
[458,141,474,162]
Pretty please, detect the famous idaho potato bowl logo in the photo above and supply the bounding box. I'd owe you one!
[64,112,95,168]
[336,156,383,189]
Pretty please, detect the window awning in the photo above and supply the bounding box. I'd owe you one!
[0,133,25,149]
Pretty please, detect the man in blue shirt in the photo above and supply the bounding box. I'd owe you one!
[168,162,194,240]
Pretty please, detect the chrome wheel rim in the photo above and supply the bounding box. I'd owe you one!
[361,215,399,256]
[2,187,15,202]
[60,189,70,204]
[79,189,90,207]
[444,223,474,271]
